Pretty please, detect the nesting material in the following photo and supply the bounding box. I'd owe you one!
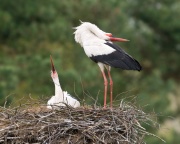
[0,100,163,144]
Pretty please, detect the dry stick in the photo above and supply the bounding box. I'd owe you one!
[80,77,86,107]
[73,82,81,102]
[0,99,165,143]
[3,93,15,108]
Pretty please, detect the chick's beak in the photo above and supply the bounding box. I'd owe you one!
[50,55,56,73]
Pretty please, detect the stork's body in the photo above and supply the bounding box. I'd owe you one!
[47,56,80,109]
[74,22,142,108]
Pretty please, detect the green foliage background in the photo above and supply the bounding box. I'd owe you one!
[0,0,180,143]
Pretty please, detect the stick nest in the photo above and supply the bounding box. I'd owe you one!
[0,100,160,144]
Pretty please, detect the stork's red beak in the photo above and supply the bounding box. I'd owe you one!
[109,37,129,42]
[50,55,56,73]
[105,33,129,42]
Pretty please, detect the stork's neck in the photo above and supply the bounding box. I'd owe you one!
[74,22,109,46]
[82,31,98,41]
[81,31,107,46]
[53,77,63,99]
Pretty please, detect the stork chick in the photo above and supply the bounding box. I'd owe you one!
[47,56,80,109]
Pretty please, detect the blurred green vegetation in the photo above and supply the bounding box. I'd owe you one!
[0,0,180,143]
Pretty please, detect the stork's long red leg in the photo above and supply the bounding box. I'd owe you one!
[107,70,113,108]
[101,71,108,108]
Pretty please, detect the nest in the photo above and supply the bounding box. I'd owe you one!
[0,99,163,144]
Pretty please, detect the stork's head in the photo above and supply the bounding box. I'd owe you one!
[74,21,129,46]
[50,55,58,80]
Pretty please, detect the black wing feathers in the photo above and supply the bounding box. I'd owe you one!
[90,42,142,71]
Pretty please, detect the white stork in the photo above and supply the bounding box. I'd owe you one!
[74,22,142,108]
[47,55,80,109]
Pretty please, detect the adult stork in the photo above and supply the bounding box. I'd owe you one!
[47,55,80,109]
[74,22,142,108]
